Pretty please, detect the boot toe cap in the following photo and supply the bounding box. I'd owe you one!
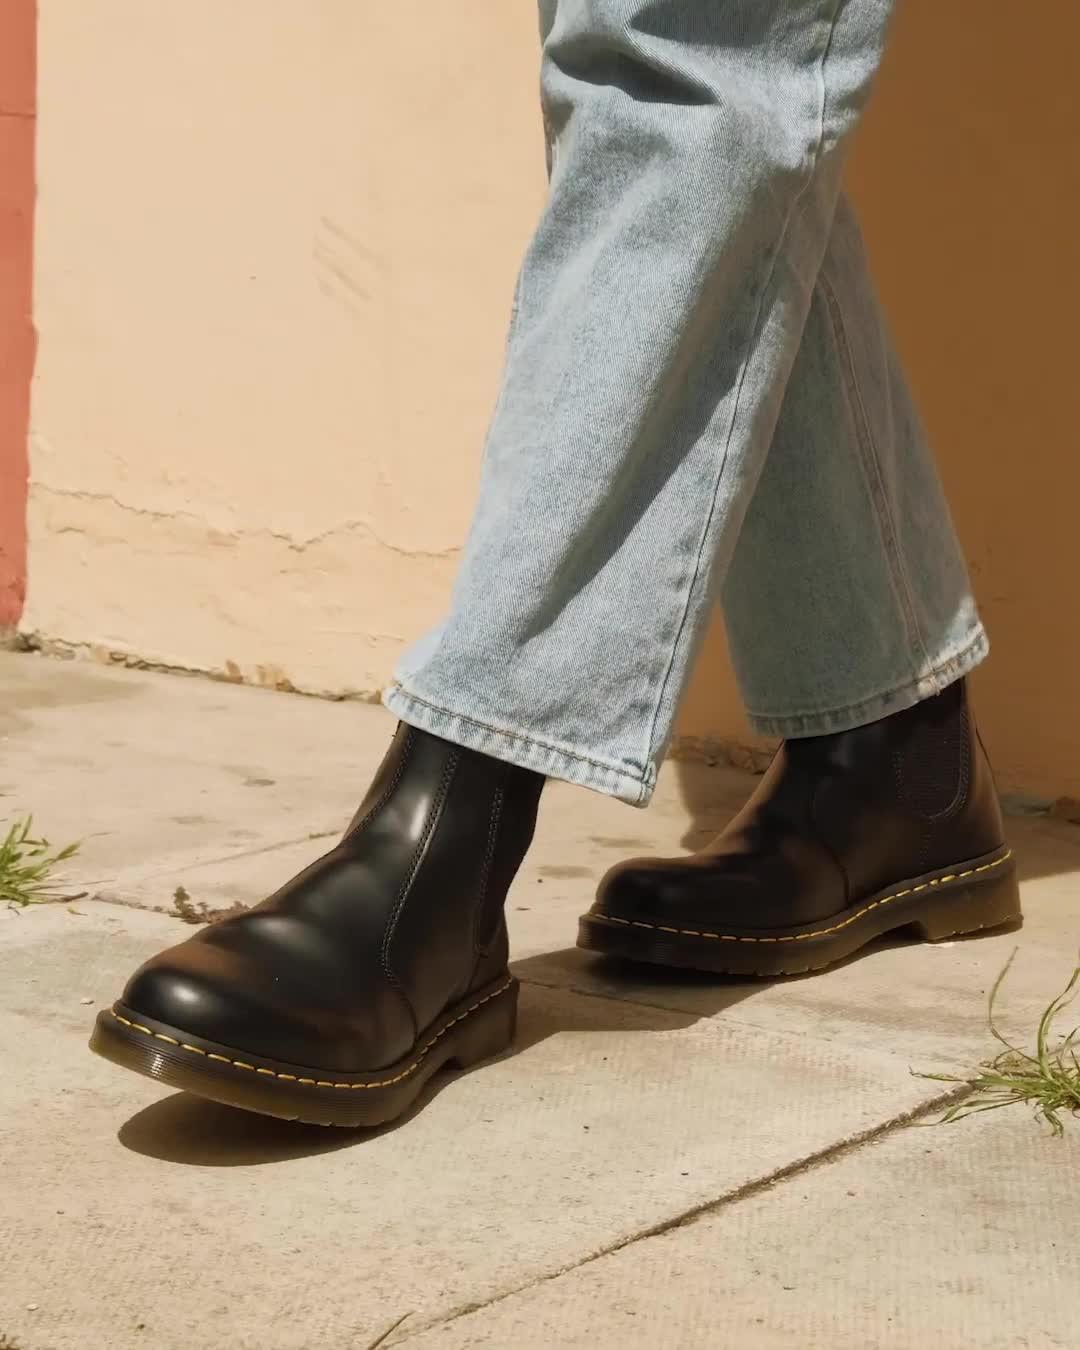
[592,858,694,920]
[121,955,247,1043]
[117,938,349,1069]
[591,856,773,929]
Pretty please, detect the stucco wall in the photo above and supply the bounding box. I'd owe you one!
[26,1,547,695]
[23,2,1080,799]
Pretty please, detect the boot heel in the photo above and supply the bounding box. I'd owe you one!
[909,865,1022,942]
[447,978,519,1069]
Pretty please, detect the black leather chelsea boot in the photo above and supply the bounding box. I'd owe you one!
[90,724,544,1126]
[579,679,1019,977]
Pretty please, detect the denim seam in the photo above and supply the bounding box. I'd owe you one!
[640,0,845,775]
[817,268,934,679]
[747,627,987,734]
[748,627,985,723]
[386,682,649,789]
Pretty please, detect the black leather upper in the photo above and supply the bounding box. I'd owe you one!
[593,680,1005,931]
[122,725,543,1071]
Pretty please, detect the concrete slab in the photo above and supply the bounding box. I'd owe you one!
[397,1109,1080,1350]
[0,650,746,913]
[0,903,956,1350]
[0,650,387,893]
[2,649,1078,1349]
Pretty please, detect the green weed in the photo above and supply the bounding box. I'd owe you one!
[0,816,83,910]
[918,950,1080,1136]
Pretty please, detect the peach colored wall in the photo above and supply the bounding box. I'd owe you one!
[678,2,1080,801]
[23,1,1079,801]
[0,0,35,627]
[26,1,547,696]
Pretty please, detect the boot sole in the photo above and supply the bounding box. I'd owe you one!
[577,846,1020,978]
[89,974,518,1128]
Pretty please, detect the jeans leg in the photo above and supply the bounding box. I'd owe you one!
[721,194,988,736]
[386,0,898,805]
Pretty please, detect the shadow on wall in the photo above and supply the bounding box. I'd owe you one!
[672,1,1080,814]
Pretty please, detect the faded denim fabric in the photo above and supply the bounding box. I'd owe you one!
[385,0,986,805]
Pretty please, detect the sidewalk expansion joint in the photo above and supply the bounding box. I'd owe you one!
[385,1080,974,1346]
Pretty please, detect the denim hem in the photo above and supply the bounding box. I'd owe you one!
[382,683,654,807]
[745,626,990,739]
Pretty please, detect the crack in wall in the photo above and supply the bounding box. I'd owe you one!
[29,479,462,560]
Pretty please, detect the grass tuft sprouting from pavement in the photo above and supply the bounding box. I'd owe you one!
[0,816,83,910]
[918,950,1080,1136]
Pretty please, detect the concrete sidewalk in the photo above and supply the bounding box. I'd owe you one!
[1,650,1078,1350]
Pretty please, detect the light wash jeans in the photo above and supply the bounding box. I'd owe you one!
[385,0,987,806]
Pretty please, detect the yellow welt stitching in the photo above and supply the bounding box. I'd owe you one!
[596,850,1013,945]
[108,978,515,1091]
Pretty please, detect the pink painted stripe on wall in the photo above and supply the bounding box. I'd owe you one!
[0,0,35,626]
